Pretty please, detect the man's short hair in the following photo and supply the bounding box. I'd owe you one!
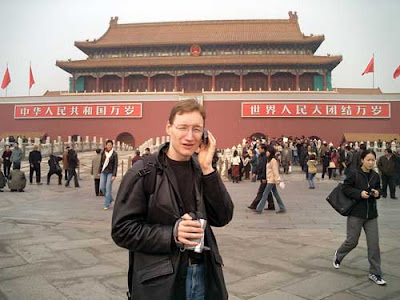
[135,150,140,156]
[386,148,392,154]
[168,99,206,125]
[259,144,267,152]
[359,143,367,151]
[106,139,113,145]
[96,148,101,154]
[145,147,150,152]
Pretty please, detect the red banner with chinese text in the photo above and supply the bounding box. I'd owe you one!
[242,102,390,118]
[14,103,142,119]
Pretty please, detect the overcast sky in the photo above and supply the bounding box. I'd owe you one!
[1,0,399,97]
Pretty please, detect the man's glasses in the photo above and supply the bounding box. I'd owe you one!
[173,124,203,136]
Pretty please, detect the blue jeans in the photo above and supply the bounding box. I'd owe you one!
[100,172,114,207]
[256,183,285,212]
[186,264,205,300]
[308,173,316,188]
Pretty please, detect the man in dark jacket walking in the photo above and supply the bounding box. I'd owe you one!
[378,148,399,199]
[99,140,118,210]
[349,143,366,171]
[112,99,233,300]
[29,145,42,185]
[248,144,275,210]
[65,147,79,188]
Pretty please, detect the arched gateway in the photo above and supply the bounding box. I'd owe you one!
[116,132,135,148]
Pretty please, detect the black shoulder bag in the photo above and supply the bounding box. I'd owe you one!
[326,171,358,216]
[326,183,356,216]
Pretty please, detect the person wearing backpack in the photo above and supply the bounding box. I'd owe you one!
[112,99,233,300]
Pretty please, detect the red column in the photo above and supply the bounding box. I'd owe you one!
[121,76,125,92]
[72,74,76,92]
[95,77,100,92]
[239,74,243,91]
[174,75,178,91]
[323,72,327,91]
[147,76,151,91]
[267,73,271,91]
[212,74,216,91]
[295,73,300,91]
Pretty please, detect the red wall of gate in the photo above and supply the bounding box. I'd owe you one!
[1,100,399,148]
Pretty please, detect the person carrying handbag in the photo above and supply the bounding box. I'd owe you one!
[333,150,386,285]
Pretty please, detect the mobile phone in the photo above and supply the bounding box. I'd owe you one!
[202,128,209,145]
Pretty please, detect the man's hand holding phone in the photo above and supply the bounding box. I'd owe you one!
[198,128,216,175]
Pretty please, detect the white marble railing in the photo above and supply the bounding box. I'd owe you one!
[0,135,134,159]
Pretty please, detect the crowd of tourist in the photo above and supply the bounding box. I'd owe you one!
[219,136,400,195]
[0,140,118,208]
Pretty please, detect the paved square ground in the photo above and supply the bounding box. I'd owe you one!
[0,151,399,299]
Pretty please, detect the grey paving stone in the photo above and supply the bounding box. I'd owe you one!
[63,248,99,266]
[0,255,27,269]
[250,290,308,300]
[89,244,122,254]
[56,278,125,300]
[0,262,66,281]
[58,228,95,240]
[228,270,298,298]
[0,223,25,236]
[45,265,122,281]
[0,275,67,299]
[228,295,243,300]
[102,274,129,290]
[0,245,16,257]
[281,272,364,299]
[13,244,59,264]
[46,238,111,251]
[8,235,68,247]
[350,275,400,299]
[322,292,369,300]
[100,250,128,267]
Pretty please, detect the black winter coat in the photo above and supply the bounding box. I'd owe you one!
[342,168,381,220]
[48,155,62,172]
[256,153,267,180]
[111,143,234,300]
[67,150,79,169]
[99,150,118,176]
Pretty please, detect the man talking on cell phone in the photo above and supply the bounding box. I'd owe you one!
[112,99,234,300]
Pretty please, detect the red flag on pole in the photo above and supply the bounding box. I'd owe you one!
[29,65,35,89]
[1,67,11,89]
[362,57,374,75]
[393,65,400,79]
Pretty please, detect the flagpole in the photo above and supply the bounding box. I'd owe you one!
[5,62,8,97]
[372,53,375,89]
[29,61,31,96]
